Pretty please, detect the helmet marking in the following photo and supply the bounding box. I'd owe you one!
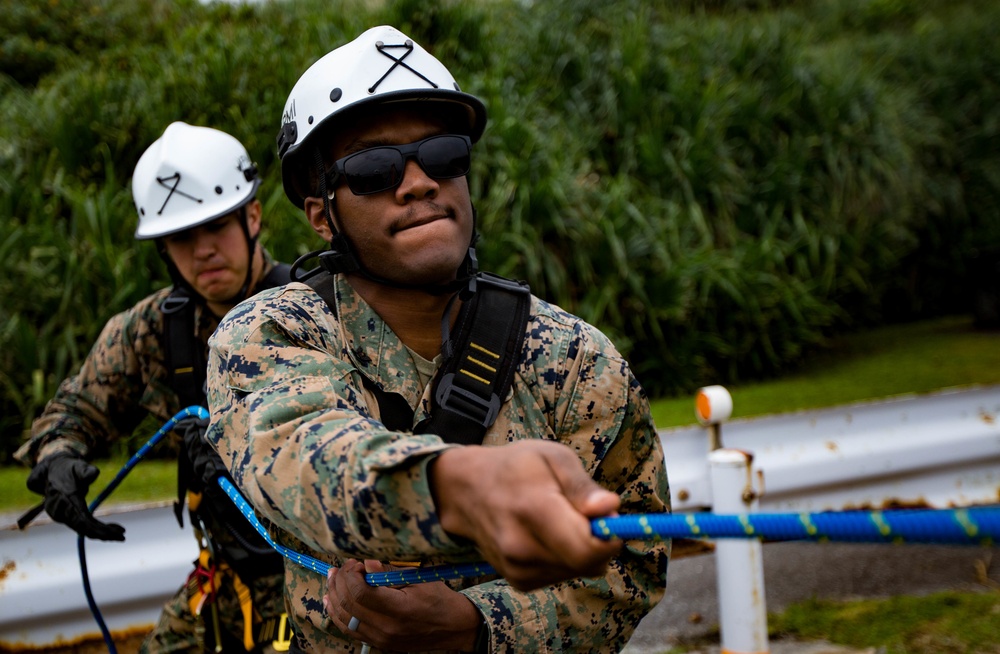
[155,172,203,215]
[370,39,438,94]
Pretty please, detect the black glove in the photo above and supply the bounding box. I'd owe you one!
[26,452,126,541]
[177,416,225,490]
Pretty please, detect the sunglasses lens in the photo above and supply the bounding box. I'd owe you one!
[418,136,471,179]
[338,135,472,195]
[343,148,403,194]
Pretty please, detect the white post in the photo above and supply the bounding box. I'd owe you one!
[709,448,769,654]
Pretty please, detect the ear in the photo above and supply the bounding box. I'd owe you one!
[245,199,263,239]
[304,196,334,242]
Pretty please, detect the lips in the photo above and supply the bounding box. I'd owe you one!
[196,265,229,281]
[391,208,453,234]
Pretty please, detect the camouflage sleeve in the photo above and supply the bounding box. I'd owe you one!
[206,287,477,563]
[461,331,671,652]
[15,309,153,466]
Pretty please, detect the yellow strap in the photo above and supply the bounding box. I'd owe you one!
[186,550,259,651]
[231,570,255,651]
[272,614,292,652]
[188,490,203,512]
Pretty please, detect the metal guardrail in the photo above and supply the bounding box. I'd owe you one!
[2,384,998,649]
[664,384,1000,513]
[0,503,197,648]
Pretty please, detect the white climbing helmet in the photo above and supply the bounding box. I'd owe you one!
[276,24,488,207]
[132,121,260,240]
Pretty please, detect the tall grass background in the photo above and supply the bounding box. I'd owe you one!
[1,0,998,461]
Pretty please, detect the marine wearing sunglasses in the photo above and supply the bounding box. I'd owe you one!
[328,134,472,196]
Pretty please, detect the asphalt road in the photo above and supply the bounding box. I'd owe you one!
[623,540,1000,653]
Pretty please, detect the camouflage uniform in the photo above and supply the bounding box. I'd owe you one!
[16,250,288,654]
[206,274,671,653]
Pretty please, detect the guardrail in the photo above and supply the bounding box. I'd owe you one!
[664,384,1000,513]
[2,384,998,650]
[0,503,196,649]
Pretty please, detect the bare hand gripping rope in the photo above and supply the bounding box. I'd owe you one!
[217,476,1000,588]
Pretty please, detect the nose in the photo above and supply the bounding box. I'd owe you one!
[190,227,218,258]
[395,157,439,201]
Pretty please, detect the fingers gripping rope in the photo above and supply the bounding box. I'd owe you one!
[218,476,1000,588]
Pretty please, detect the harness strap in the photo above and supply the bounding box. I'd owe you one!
[163,261,292,412]
[418,273,530,444]
[187,548,258,651]
[168,261,293,554]
[304,272,531,444]
[261,262,293,288]
[162,288,203,410]
[232,571,256,651]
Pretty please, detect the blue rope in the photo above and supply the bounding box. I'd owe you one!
[218,476,495,585]
[80,406,209,654]
[217,475,1000,588]
[591,509,1000,545]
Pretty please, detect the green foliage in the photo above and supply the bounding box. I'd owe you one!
[770,590,1000,653]
[1,0,998,460]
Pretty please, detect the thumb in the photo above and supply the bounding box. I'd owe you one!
[546,446,620,518]
[72,460,101,487]
[578,487,621,519]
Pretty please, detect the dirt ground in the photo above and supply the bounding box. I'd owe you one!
[0,629,149,654]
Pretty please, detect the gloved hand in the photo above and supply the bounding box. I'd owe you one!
[26,453,126,541]
[177,416,225,490]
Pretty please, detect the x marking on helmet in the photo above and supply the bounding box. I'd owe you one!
[370,40,438,94]
[156,172,203,215]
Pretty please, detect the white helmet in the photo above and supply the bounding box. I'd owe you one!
[132,121,260,240]
[276,25,487,208]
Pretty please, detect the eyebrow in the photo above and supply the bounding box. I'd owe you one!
[341,137,395,157]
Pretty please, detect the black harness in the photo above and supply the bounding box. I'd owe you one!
[305,271,531,442]
[164,262,292,583]
[163,263,292,408]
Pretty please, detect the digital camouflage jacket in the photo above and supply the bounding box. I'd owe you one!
[16,251,285,466]
[206,274,671,653]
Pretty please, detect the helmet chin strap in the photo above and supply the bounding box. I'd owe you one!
[310,146,479,296]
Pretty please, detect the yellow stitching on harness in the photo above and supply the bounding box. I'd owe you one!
[468,356,497,373]
[459,369,491,385]
[469,342,500,359]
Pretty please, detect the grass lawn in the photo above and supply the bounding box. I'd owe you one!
[650,314,1000,428]
[769,589,1000,653]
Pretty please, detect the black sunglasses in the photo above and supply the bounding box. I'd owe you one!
[329,134,473,196]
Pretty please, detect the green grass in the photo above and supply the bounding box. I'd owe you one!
[650,314,1000,428]
[0,457,177,517]
[2,313,997,516]
[769,590,1000,653]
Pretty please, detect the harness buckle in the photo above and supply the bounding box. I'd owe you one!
[435,372,502,427]
[161,293,191,315]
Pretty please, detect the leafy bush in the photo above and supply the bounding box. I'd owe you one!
[1,0,997,459]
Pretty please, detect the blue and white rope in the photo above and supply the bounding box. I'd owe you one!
[591,509,1000,545]
[218,476,1000,587]
[88,405,209,511]
[217,477,497,585]
[82,405,210,654]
